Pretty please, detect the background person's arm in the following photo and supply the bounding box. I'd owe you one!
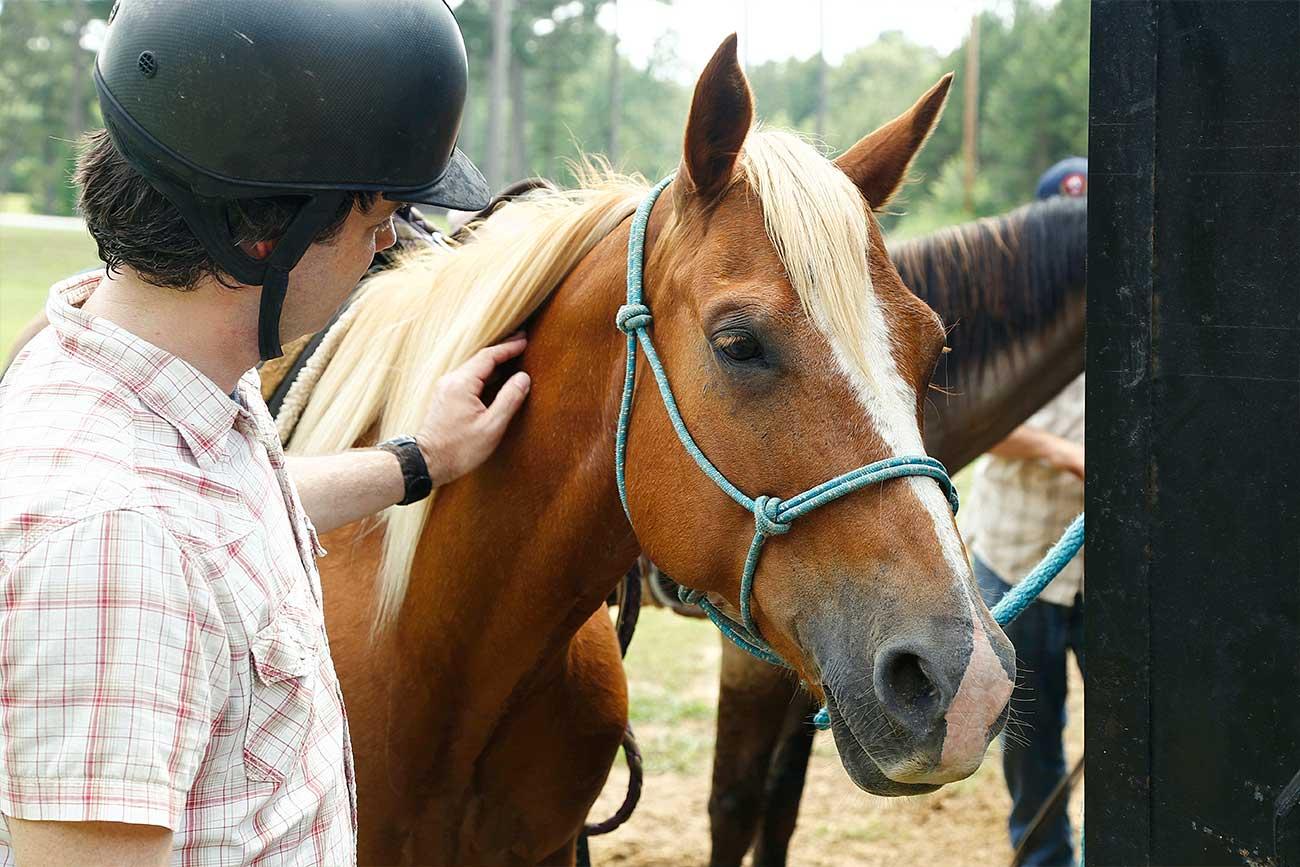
[987,424,1085,480]
[6,818,171,867]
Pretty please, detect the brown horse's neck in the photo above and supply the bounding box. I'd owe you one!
[923,298,1085,473]
[378,215,641,788]
[900,197,1088,473]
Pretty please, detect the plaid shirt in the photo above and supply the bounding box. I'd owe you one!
[965,374,1085,606]
[0,274,356,865]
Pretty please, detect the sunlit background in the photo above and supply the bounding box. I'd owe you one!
[0,0,1085,349]
[0,3,1086,863]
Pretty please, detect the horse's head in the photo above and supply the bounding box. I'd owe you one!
[624,36,1014,795]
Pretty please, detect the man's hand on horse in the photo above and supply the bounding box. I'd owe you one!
[416,332,531,487]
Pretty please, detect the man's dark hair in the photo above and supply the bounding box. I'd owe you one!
[76,129,378,291]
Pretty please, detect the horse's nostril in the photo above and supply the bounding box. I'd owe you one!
[874,645,946,736]
[887,653,940,714]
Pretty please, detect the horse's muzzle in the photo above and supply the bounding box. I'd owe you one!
[809,594,1015,795]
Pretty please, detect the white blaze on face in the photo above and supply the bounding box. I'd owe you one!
[820,258,1013,773]
[823,282,970,586]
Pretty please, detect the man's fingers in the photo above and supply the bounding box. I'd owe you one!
[461,336,528,383]
[483,370,531,433]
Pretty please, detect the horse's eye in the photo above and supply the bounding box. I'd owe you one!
[715,331,764,363]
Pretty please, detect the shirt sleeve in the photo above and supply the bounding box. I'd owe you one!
[0,510,230,829]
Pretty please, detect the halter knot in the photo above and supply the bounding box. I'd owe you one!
[616,303,653,334]
[753,495,790,537]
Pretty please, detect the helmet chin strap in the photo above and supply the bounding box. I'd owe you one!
[254,193,349,361]
[137,171,349,363]
[257,265,294,361]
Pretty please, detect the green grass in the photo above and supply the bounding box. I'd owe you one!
[0,223,102,351]
[0,194,34,214]
[621,609,722,774]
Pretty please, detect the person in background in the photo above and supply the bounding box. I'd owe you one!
[1035,156,1088,200]
[967,157,1087,867]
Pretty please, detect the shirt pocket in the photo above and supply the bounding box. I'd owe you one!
[244,599,320,784]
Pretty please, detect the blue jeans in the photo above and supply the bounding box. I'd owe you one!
[975,555,1085,867]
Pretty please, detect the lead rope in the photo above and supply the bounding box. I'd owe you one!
[578,564,645,864]
[810,512,1086,728]
[990,513,1087,867]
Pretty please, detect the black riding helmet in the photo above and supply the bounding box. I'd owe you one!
[93,0,490,360]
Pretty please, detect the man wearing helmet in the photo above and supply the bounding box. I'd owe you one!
[0,2,521,864]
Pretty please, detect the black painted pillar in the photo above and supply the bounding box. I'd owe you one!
[1087,1,1300,864]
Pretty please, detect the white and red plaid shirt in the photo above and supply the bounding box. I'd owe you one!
[0,274,356,865]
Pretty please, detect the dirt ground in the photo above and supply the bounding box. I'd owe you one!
[587,610,1084,867]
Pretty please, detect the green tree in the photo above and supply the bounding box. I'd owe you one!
[979,0,1089,206]
[905,0,1089,231]
[0,0,1089,229]
[0,0,112,215]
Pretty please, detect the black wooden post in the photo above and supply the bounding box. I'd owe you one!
[1087,2,1300,864]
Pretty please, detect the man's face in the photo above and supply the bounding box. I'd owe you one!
[277,200,401,342]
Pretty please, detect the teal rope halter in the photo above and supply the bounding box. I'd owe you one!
[614,174,960,672]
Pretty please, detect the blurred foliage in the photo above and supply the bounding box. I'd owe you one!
[0,0,1087,235]
[0,0,111,215]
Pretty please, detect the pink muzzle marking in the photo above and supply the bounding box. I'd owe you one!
[938,591,1014,774]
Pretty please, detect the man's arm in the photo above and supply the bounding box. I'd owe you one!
[286,449,405,535]
[287,335,531,534]
[988,424,1085,480]
[0,512,223,867]
[6,818,171,867]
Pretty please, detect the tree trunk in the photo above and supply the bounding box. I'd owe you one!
[962,15,981,212]
[67,1,91,141]
[814,0,827,139]
[541,50,559,179]
[607,0,620,164]
[485,0,513,191]
[508,46,526,180]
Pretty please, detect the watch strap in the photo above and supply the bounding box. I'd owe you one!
[377,436,434,506]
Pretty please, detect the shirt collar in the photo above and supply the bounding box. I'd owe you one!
[46,273,264,469]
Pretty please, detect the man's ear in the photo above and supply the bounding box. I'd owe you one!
[834,74,953,209]
[240,238,276,261]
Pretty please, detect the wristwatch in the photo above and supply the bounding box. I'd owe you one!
[376,436,434,505]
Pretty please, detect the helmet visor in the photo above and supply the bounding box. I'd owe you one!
[389,147,491,212]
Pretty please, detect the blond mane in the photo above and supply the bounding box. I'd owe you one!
[291,131,877,630]
[739,128,876,389]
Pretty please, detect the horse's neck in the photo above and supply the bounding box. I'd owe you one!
[387,222,639,776]
[920,241,1087,472]
[924,303,1085,472]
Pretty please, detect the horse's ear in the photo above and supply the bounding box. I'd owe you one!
[681,34,753,203]
[835,73,954,209]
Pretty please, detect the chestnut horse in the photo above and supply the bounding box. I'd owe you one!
[289,36,1014,865]
[707,196,1088,867]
